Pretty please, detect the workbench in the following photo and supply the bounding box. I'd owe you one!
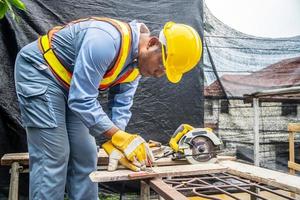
[3,150,300,200]
[89,159,300,200]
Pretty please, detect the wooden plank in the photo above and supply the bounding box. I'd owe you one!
[149,178,188,200]
[8,162,20,200]
[2,150,235,166]
[0,150,110,166]
[220,160,300,194]
[140,181,150,200]
[217,155,236,161]
[253,98,260,167]
[89,163,227,183]
[289,132,296,176]
[288,161,300,172]
[1,153,29,166]
[288,123,300,132]
[100,150,235,167]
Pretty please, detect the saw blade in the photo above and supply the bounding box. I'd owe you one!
[184,136,217,164]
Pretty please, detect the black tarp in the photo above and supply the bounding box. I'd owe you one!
[0,0,204,197]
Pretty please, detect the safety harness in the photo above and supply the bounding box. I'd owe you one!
[38,17,140,90]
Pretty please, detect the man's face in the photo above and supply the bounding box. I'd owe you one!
[138,37,165,78]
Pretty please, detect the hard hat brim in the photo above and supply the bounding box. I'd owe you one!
[166,66,182,83]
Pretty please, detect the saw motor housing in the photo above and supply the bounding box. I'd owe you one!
[174,128,222,164]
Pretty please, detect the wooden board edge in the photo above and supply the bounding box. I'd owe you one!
[149,178,188,200]
[90,164,228,183]
[288,123,300,132]
[221,161,300,194]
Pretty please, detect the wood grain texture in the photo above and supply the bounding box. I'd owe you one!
[288,123,300,132]
[1,153,29,166]
[1,150,235,166]
[149,178,188,200]
[89,163,227,183]
[288,161,300,172]
[140,180,150,200]
[220,160,300,194]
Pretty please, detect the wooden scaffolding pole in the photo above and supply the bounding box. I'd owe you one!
[253,98,260,166]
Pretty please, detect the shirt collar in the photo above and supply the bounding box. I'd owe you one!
[129,20,146,62]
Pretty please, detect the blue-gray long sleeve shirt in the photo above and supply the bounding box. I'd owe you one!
[19,19,141,136]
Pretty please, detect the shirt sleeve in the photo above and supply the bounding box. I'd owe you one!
[67,28,118,137]
[108,76,141,130]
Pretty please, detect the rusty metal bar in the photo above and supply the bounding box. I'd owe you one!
[160,173,296,200]
[196,178,242,200]
[171,178,206,189]
[175,184,253,191]
[192,188,222,200]
[211,175,268,200]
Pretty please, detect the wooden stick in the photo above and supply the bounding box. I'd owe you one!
[220,160,300,194]
[149,178,188,200]
[9,162,20,200]
[140,181,150,200]
[1,150,235,167]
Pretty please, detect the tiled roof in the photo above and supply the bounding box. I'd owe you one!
[205,57,300,98]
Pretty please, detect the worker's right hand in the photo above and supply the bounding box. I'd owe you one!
[111,130,154,168]
[102,140,141,172]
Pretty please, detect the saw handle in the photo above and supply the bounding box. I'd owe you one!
[169,124,194,152]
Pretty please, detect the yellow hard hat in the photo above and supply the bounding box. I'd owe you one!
[159,22,202,83]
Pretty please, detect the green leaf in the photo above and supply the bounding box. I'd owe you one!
[9,0,25,11]
[0,1,8,19]
[4,0,15,20]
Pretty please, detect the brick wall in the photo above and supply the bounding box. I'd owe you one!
[204,99,300,170]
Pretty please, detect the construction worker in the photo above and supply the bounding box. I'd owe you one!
[14,17,202,200]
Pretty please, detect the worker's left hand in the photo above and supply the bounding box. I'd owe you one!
[111,130,154,168]
[102,140,142,172]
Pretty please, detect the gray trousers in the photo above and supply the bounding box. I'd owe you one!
[14,54,98,200]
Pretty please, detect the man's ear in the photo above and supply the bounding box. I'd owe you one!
[147,37,160,49]
[140,23,150,34]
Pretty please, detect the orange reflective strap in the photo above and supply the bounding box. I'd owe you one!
[100,68,140,89]
[38,17,139,90]
[121,68,140,83]
[95,18,132,84]
[39,34,72,88]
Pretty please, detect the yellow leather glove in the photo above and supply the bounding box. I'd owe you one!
[102,140,141,172]
[111,130,154,167]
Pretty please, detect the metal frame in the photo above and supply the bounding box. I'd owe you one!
[147,172,296,200]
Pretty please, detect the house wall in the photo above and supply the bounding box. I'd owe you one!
[204,99,300,170]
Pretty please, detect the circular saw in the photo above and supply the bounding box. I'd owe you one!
[169,124,222,164]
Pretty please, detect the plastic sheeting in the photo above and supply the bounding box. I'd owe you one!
[0,0,204,196]
[0,0,204,145]
[203,4,300,98]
